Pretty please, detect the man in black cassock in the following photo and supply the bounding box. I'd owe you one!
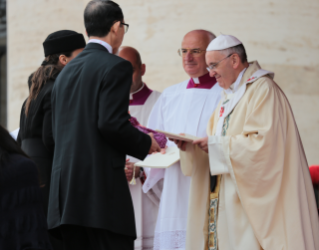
[48,1,161,249]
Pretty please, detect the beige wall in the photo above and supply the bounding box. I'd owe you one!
[8,0,319,165]
[7,0,87,129]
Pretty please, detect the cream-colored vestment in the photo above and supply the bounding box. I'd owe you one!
[181,61,319,250]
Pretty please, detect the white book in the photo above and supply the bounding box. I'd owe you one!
[155,130,199,142]
[134,147,180,169]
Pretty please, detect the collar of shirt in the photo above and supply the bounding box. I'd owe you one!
[223,67,247,96]
[129,83,153,106]
[88,39,113,54]
[187,72,217,89]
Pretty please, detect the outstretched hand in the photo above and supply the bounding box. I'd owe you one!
[170,133,188,151]
[193,137,208,153]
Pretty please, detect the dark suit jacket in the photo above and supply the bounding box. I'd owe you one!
[18,78,55,153]
[48,43,151,238]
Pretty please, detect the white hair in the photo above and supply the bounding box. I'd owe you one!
[220,44,247,63]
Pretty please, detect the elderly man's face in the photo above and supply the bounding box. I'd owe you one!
[181,34,209,78]
[206,51,236,89]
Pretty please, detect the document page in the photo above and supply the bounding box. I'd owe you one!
[155,130,199,142]
[134,147,180,169]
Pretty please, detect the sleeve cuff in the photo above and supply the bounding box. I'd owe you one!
[142,168,165,193]
[208,136,231,175]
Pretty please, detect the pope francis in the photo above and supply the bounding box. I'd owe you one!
[175,35,319,250]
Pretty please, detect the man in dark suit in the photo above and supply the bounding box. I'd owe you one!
[48,1,161,249]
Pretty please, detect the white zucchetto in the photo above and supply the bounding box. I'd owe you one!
[206,34,242,51]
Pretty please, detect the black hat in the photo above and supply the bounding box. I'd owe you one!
[43,30,86,57]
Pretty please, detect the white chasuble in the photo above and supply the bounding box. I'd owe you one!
[128,83,161,250]
[144,76,222,250]
[180,61,319,250]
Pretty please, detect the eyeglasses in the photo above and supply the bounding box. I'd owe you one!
[178,48,206,57]
[207,54,234,72]
[121,22,129,33]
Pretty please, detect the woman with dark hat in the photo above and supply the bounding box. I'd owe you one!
[17,30,86,249]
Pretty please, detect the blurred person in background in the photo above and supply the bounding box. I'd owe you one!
[118,46,161,126]
[118,46,161,250]
[0,125,52,250]
[17,30,86,249]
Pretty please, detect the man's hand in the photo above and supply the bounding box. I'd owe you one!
[169,133,188,151]
[160,146,167,154]
[148,133,161,154]
[193,137,208,153]
[125,161,140,182]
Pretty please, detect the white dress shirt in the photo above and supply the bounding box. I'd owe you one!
[88,39,113,54]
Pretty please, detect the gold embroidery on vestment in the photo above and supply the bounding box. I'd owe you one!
[208,175,221,250]
[209,231,215,248]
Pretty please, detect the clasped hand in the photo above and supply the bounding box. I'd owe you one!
[148,132,161,154]
[170,134,209,153]
[125,160,140,182]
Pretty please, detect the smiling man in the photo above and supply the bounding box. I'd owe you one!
[143,30,222,250]
[176,34,319,250]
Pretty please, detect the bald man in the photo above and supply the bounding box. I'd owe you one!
[119,46,161,250]
[119,46,161,126]
[143,30,222,250]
